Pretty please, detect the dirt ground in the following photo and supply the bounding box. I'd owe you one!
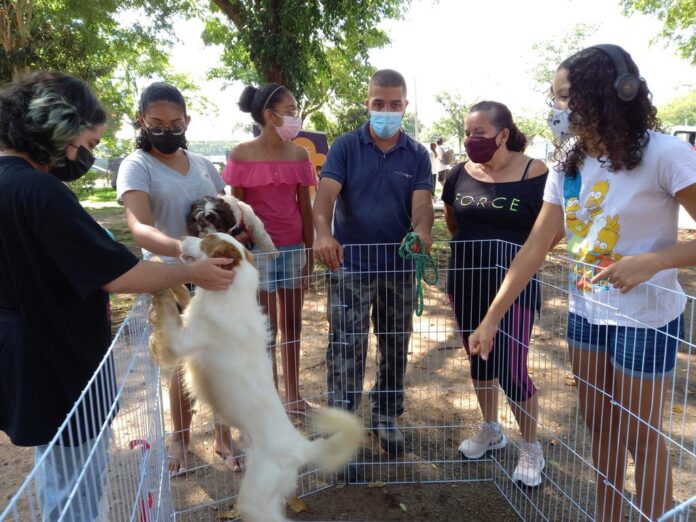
[3,200,696,521]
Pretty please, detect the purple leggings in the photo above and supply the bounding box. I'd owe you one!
[457,303,538,403]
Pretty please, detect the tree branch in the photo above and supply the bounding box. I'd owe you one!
[211,0,246,30]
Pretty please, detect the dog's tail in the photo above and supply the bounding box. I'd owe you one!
[304,408,363,472]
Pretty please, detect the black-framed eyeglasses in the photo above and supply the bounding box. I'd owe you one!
[145,124,186,136]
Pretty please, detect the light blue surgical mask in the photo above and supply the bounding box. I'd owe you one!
[369,111,403,139]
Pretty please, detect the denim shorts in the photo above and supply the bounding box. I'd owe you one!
[254,242,306,292]
[566,312,684,379]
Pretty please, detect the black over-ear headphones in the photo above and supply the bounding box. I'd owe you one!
[592,44,640,102]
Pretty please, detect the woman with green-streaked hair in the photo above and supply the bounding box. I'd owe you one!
[0,72,236,521]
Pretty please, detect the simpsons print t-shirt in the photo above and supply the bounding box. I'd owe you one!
[543,132,696,327]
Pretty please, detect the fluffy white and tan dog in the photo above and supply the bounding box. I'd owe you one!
[150,233,362,522]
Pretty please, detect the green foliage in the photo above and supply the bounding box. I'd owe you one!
[622,0,696,64]
[432,92,469,152]
[202,0,407,115]
[402,112,424,139]
[658,91,696,126]
[0,0,203,159]
[529,23,599,95]
[516,114,551,140]
[83,187,118,203]
[307,101,367,144]
[67,169,100,200]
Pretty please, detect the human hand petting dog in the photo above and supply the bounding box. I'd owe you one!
[314,233,344,271]
[186,258,236,290]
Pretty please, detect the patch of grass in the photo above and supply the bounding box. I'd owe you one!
[431,212,450,259]
[83,187,117,203]
[86,206,139,257]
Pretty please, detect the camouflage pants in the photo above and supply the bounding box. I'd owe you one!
[326,271,414,420]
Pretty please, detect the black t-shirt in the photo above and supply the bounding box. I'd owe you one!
[441,161,547,331]
[0,157,139,446]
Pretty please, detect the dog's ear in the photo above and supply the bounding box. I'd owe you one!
[216,199,238,231]
[200,235,242,270]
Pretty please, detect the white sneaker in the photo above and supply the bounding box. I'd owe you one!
[512,441,545,487]
[458,422,507,459]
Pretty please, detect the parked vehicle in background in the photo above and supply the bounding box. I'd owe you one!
[108,157,125,189]
[672,125,696,150]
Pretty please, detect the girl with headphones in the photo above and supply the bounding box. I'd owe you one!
[468,45,696,521]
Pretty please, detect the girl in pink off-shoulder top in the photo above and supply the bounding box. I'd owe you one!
[223,83,316,416]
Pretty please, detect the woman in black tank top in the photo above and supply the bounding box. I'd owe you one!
[441,101,548,487]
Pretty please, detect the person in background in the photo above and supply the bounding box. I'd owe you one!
[469,45,696,520]
[313,69,434,455]
[0,72,234,521]
[436,137,450,186]
[223,83,316,417]
[118,83,241,475]
[443,101,548,487]
[429,142,439,202]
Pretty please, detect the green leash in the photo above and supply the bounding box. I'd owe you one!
[398,232,439,316]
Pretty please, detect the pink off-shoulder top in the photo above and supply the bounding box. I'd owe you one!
[222,160,317,246]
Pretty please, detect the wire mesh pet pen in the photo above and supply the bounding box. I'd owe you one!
[2,240,695,521]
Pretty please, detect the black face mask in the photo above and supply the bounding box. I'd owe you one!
[50,145,95,182]
[148,129,186,155]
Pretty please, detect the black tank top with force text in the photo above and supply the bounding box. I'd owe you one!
[442,161,548,329]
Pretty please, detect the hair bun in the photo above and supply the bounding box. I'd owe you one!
[238,86,258,113]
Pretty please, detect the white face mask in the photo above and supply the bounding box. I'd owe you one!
[274,114,302,141]
[547,107,573,141]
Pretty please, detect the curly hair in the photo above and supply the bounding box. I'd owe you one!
[470,100,528,152]
[555,46,660,178]
[135,82,188,151]
[0,72,106,166]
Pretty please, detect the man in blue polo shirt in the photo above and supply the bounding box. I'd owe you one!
[313,69,433,455]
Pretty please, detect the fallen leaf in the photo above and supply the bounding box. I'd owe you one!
[673,405,684,414]
[549,439,560,447]
[335,483,345,489]
[368,481,386,488]
[399,503,408,512]
[287,496,309,513]
[217,509,239,520]
[431,463,437,469]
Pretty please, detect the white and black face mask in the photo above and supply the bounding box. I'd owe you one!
[547,107,573,141]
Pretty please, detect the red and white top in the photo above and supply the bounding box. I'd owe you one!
[223,160,317,246]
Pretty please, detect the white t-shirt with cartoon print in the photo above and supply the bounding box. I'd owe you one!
[543,132,696,327]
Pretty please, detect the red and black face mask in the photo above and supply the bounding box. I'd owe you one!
[464,134,501,164]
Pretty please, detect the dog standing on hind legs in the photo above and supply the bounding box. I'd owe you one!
[150,233,362,522]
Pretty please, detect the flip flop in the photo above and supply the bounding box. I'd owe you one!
[215,450,243,472]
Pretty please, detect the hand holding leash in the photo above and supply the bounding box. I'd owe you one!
[314,234,344,271]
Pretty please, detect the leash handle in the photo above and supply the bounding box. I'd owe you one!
[399,232,439,316]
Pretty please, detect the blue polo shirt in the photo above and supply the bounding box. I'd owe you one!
[321,123,432,272]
